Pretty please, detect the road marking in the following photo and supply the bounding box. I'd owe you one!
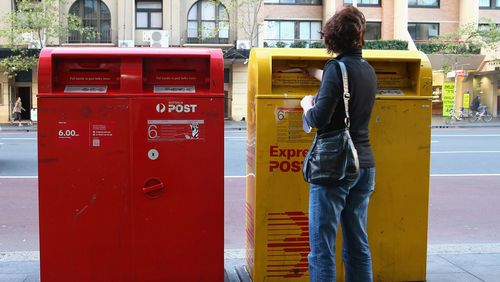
[1,176,247,179]
[3,175,499,179]
[433,134,500,137]
[431,173,500,177]
[427,243,500,255]
[0,138,37,140]
[431,151,500,154]
[0,251,39,262]
[0,176,38,179]
[228,175,500,178]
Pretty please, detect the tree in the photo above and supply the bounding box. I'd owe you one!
[234,0,263,47]
[212,0,264,47]
[428,18,500,56]
[0,0,95,78]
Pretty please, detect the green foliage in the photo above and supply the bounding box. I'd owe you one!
[309,42,325,48]
[290,41,307,48]
[0,0,96,78]
[0,49,39,79]
[415,42,481,54]
[364,40,408,50]
[477,20,500,50]
[275,41,287,48]
[426,18,500,56]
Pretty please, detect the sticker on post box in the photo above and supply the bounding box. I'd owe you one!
[147,120,204,142]
[56,121,115,148]
[154,85,195,93]
[56,121,88,147]
[64,85,108,93]
[90,122,116,148]
[275,107,311,143]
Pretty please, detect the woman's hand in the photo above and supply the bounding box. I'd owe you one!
[301,95,315,114]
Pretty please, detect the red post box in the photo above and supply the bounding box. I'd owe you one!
[37,47,224,281]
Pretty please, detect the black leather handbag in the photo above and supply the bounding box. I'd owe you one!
[302,61,360,185]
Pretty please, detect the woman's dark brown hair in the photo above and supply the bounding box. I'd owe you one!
[321,6,366,54]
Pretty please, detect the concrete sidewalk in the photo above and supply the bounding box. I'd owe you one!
[1,248,500,281]
[224,247,500,281]
[1,116,499,132]
[431,116,500,128]
[0,121,37,132]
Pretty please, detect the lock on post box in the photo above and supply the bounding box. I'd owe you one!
[246,48,432,281]
[38,47,224,282]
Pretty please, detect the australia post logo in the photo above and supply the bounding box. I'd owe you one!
[156,101,197,113]
[269,145,308,173]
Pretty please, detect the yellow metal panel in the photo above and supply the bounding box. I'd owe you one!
[368,99,431,281]
[250,97,312,281]
[247,48,432,282]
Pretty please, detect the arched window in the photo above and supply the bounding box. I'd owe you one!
[68,0,111,43]
[187,0,229,44]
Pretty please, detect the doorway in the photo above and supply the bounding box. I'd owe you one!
[16,87,31,121]
[497,95,500,116]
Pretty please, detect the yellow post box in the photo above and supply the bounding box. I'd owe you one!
[246,48,433,281]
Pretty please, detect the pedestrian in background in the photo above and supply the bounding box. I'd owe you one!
[471,95,480,113]
[300,6,377,282]
[12,97,26,127]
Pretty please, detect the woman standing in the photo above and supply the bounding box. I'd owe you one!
[12,97,26,126]
[300,6,377,282]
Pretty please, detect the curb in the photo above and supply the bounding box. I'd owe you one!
[431,123,500,129]
[0,126,37,132]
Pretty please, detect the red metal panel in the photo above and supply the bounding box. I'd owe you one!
[38,98,132,281]
[38,47,224,281]
[120,57,142,94]
[129,96,224,281]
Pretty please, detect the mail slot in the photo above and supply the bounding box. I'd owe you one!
[38,47,224,281]
[246,48,432,281]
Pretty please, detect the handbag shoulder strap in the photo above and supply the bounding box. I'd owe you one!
[337,61,351,129]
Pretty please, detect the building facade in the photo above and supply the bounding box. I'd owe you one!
[256,0,500,118]
[0,0,499,122]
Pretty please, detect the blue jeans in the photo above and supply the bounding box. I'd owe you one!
[308,167,375,282]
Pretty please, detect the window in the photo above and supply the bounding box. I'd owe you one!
[187,0,229,44]
[264,0,322,4]
[479,23,500,31]
[264,20,322,47]
[344,0,380,6]
[479,0,490,7]
[479,0,500,8]
[68,0,111,43]
[408,23,439,40]
[408,0,439,7]
[365,22,381,40]
[136,1,162,29]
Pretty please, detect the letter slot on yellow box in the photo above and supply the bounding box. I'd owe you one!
[246,48,432,281]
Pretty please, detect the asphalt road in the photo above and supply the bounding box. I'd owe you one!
[1,128,500,254]
[0,132,37,177]
[6,128,500,177]
[431,128,500,175]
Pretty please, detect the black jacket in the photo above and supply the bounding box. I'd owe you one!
[304,48,376,168]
